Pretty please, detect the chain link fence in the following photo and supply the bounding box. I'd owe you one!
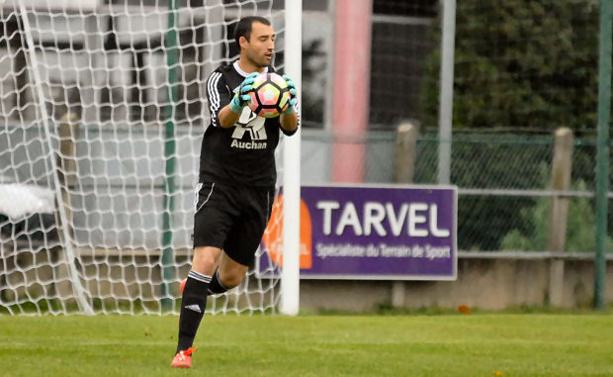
[357,0,609,254]
[302,129,609,253]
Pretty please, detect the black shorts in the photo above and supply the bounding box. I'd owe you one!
[193,181,275,266]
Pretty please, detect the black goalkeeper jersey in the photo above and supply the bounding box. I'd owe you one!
[199,61,298,187]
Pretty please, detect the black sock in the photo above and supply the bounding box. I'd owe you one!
[176,270,211,353]
[207,268,230,295]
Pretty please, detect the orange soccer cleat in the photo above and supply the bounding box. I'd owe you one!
[170,347,198,369]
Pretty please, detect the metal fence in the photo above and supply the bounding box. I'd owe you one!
[302,129,609,253]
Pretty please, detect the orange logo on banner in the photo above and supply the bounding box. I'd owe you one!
[262,194,312,269]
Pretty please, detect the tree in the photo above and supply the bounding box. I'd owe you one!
[501,179,613,252]
[420,0,600,131]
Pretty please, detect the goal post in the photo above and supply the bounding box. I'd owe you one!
[281,0,302,316]
[160,0,180,312]
[0,0,300,315]
[16,0,94,315]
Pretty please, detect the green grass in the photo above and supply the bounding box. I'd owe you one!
[1,314,612,377]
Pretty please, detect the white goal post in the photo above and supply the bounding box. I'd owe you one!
[0,0,301,315]
[281,0,302,316]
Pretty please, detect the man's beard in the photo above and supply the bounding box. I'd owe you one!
[248,53,269,68]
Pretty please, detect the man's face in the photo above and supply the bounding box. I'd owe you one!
[241,21,275,68]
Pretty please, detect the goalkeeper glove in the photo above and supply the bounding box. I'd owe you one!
[230,72,259,113]
[282,74,297,115]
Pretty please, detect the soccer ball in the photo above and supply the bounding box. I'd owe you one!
[248,72,291,118]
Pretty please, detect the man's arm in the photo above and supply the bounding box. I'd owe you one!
[221,91,298,130]
[279,74,299,135]
[218,105,242,128]
[280,109,298,133]
[216,72,259,128]
[207,71,257,129]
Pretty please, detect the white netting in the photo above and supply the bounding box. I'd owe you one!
[0,0,287,315]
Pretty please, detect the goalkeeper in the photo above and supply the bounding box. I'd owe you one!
[171,16,299,369]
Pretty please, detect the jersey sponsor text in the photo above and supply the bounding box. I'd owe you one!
[231,139,268,150]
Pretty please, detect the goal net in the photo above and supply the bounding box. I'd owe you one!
[0,0,292,315]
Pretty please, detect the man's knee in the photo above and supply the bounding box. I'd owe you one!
[191,246,221,276]
[217,254,249,288]
[217,270,244,288]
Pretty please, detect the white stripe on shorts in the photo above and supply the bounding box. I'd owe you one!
[195,182,215,214]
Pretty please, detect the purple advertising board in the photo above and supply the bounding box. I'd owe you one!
[259,184,457,280]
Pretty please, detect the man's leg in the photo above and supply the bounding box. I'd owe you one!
[208,252,249,295]
[210,185,273,295]
[175,246,220,354]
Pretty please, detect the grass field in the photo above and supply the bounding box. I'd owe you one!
[1,313,612,377]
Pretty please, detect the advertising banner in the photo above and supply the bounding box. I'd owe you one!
[260,184,457,280]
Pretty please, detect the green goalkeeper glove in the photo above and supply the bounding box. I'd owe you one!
[282,74,297,115]
[230,72,259,113]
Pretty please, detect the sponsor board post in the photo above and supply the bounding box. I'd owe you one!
[260,184,457,280]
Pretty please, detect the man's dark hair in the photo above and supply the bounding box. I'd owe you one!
[234,16,271,46]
